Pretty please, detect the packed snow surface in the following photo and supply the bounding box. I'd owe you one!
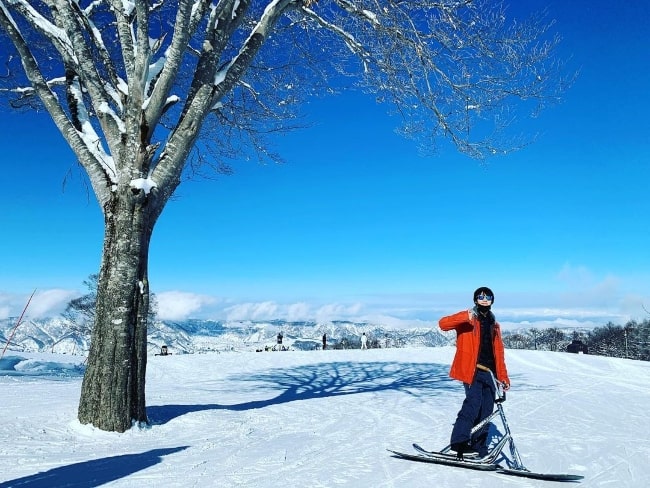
[1,347,648,487]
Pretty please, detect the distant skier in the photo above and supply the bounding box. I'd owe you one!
[277,332,283,351]
[322,333,327,350]
[439,286,510,459]
[361,332,368,350]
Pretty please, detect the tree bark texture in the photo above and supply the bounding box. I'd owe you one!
[78,186,155,432]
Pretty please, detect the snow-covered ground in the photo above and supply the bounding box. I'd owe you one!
[1,346,648,487]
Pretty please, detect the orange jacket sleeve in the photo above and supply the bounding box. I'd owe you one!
[439,310,473,332]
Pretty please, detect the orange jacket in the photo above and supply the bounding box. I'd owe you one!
[439,309,510,386]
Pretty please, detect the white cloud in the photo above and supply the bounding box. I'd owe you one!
[315,302,363,322]
[173,289,640,331]
[285,302,311,321]
[4,279,646,332]
[498,307,617,320]
[0,305,10,320]
[553,265,623,308]
[224,301,279,321]
[223,300,366,323]
[156,291,218,320]
[0,289,78,320]
[30,289,79,318]
[618,293,650,321]
[352,314,434,329]
[556,263,595,286]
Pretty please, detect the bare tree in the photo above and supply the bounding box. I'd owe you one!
[0,0,569,431]
[62,273,158,344]
[62,274,99,341]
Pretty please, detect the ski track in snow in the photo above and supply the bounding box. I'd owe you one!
[0,347,649,487]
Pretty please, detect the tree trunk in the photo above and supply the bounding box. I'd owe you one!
[78,186,155,432]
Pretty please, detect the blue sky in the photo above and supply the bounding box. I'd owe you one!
[1,1,649,328]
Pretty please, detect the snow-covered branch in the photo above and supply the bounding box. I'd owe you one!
[0,0,116,204]
[143,0,212,133]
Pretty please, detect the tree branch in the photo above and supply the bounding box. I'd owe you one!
[0,1,115,205]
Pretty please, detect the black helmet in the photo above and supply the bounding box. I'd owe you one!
[473,286,494,303]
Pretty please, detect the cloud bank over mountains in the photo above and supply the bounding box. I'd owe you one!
[1,285,643,331]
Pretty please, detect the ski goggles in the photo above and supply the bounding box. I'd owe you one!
[476,293,493,301]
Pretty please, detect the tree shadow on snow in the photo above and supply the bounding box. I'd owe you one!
[0,446,188,488]
[148,360,457,425]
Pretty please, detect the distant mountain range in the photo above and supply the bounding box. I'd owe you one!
[0,317,452,356]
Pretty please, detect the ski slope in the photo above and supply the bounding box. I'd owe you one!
[1,346,648,487]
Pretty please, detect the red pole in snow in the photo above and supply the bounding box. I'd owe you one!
[1,289,37,360]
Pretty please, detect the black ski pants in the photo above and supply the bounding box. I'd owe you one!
[450,370,496,454]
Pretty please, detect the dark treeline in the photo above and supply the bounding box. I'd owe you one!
[502,319,650,361]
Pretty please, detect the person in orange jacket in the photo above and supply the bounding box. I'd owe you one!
[439,286,510,459]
